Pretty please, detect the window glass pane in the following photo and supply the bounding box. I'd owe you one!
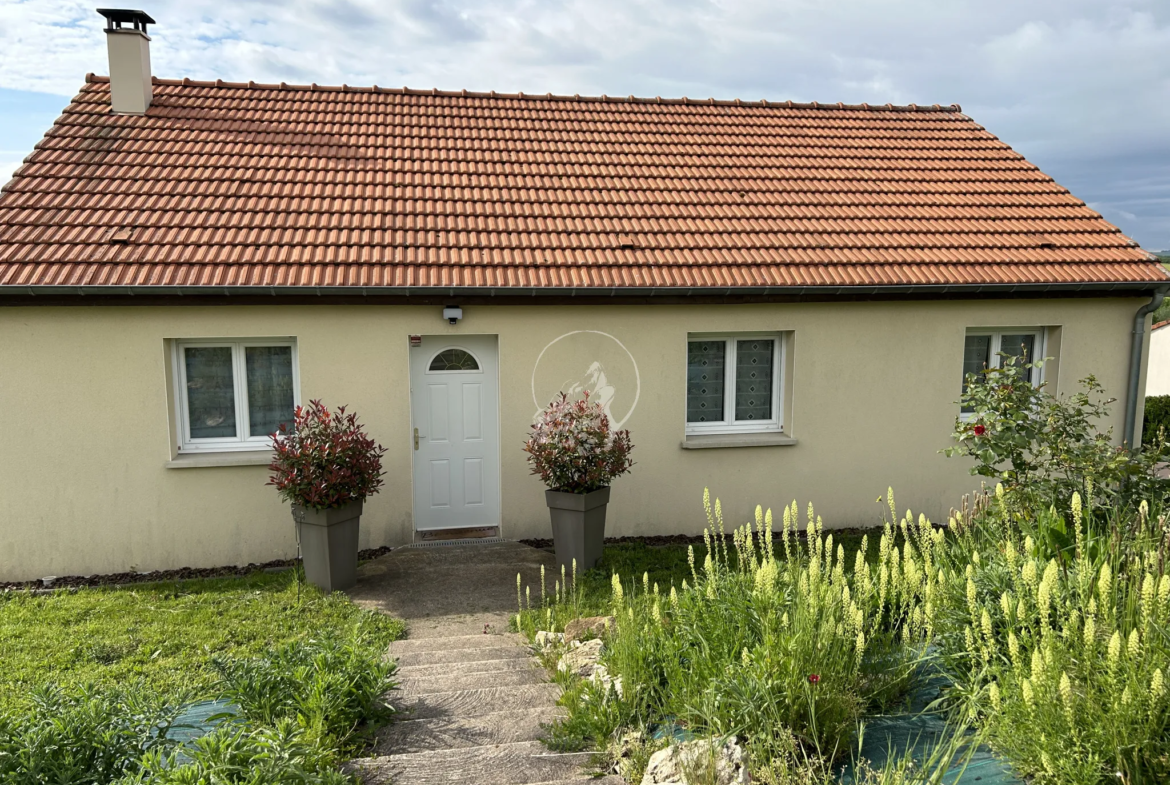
[687,341,725,422]
[246,346,294,437]
[961,335,991,413]
[184,347,237,438]
[734,339,774,421]
[999,334,1036,383]
[429,348,479,371]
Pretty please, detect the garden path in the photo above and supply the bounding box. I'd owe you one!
[345,540,622,785]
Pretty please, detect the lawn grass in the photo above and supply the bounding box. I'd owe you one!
[0,568,404,712]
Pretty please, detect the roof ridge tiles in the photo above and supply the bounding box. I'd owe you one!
[80,74,962,113]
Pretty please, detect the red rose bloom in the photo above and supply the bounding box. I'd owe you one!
[808,674,820,685]
[972,424,986,436]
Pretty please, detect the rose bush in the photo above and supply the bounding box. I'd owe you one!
[524,392,633,494]
[267,400,387,510]
[946,354,1168,513]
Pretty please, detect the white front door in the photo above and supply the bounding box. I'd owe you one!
[409,335,501,532]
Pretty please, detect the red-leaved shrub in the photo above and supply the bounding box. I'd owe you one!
[524,392,633,494]
[267,400,387,510]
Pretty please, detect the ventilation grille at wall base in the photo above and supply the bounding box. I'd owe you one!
[405,537,506,548]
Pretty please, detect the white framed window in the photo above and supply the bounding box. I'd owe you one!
[686,334,783,434]
[173,338,299,452]
[961,329,1045,414]
[426,347,482,373]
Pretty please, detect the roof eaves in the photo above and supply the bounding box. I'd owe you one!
[3,280,1166,299]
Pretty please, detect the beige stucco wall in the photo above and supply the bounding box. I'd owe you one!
[0,297,1146,582]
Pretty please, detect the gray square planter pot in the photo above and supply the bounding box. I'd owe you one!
[292,500,363,593]
[545,487,610,572]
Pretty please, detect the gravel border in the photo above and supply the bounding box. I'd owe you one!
[0,546,396,592]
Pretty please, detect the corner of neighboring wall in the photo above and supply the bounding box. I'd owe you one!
[1136,316,1153,446]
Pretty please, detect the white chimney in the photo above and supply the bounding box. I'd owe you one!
[97,9,156,115]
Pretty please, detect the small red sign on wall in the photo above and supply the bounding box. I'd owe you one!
[409,335,422,347]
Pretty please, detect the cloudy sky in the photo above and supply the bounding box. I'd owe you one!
[2,0,1168,249]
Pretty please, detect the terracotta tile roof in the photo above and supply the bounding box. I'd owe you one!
[0,75,1165,292]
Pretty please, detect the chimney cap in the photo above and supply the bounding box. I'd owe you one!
[97,9,156,33]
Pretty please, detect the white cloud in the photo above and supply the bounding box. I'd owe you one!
[1,0,1169,246]
[0,156,23,192]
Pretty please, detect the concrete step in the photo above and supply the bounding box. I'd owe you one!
[398,656,539,679]
[390,633,526,655]
[395,668,546,696]
[370,541,553,568]
[373,707,564,754]
[401,612,516,639]
[394,644,531,669]
[348,740,592,785]
[392,684,561,720]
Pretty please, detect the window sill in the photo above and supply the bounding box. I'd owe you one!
[680,432,798,450]
[165,451,273,469]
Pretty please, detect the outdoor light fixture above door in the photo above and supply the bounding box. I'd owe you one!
[443,306,463,325]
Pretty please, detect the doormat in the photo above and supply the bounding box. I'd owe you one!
[407,537,505,548]
[418,526,499,542]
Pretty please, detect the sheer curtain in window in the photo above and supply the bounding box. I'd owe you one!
[185,347,237,438]
[245,346,294,437]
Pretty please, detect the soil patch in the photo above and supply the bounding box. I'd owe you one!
[0,546,395,592]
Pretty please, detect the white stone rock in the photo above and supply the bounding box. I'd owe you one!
[640,737,749,785]
[557,636,604,676]
[589,665,624,698]
[533,630,565,650]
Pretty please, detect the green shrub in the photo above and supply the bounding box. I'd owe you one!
[212,626,397,752]
[119,719,350,785]
[0,613,397,785]
[0,683,183,785]
[1144,394,1170,443]
[946,355,1168,514]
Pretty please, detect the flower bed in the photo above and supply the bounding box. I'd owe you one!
[517,486,1170,784]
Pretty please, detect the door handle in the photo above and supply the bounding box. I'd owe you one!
[414,427,420,450]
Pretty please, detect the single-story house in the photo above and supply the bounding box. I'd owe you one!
[1,11,1167,582]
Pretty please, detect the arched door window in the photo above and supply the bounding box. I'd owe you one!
[428,348,480,372]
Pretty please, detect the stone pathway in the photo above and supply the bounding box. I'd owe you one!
[345,540,623,785]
